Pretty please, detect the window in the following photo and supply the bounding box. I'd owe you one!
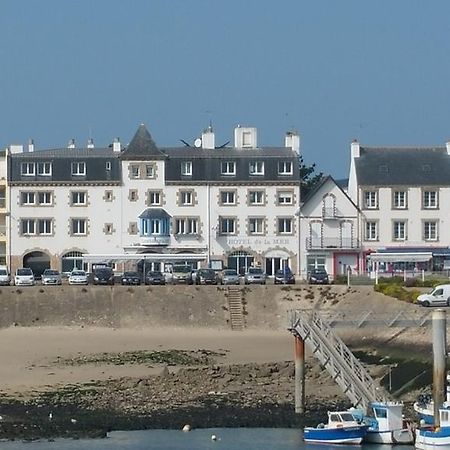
[104,190,113,202]
[277,191,293,205]
[249,161,264,176]
[105,223,113,235]
[38,192,52,205]
[365,221,378,240]
[242,131,252,147]
[38,219,52,235]
[148,191,161,205]
[423,190,438,209]
[220,191,236,205]
[129,190,138,201]
[393,191,407,209]
[21,219,35,235]
[71,191,87,205]
[278,161,293,175]
[249,218,264,235]
[363,191,378,209]
[129,222,138,234]
[393,221,407,241]
[277,218,293,234]
[71,218,87,235]
[221,161,236,176]
[220,217,236,235]
[145,164,155,178]
[130,164,139,178]
[21,192,35,205]
[37,162,52,176]
[71,162,86,176]
[181,161,192,176]
[175,218,199,235]
[424,221,438,241]
[249,190,264,205]
[106,161,111,171]
[180,191,193,205]
[21,162,35,176]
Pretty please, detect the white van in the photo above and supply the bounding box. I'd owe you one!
[417,284,450,307]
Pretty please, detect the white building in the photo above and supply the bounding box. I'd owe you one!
[7,124,301,277]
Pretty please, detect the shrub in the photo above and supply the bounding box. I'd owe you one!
[333,275,347,285]
[374,283,419,303]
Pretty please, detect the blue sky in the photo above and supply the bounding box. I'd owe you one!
[1,0,450,178]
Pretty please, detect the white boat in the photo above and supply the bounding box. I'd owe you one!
[416,408,450,450]
[351,402,414,444]
[303,410,369,445]
[414,375,450,425]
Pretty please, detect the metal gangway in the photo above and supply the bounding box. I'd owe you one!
[289,309,391,411]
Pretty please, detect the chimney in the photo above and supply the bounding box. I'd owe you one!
[68,138,76,149]
[446,141,450,155]
[112,137,121,152]
[202,125,215,149]
[234,126,257,149]
[9,144,24,154]
[351,139,360,159]
[28,139,35,153]
[87,138,95,149]
[285,131,300,154]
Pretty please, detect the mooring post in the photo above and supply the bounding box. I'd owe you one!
[294,335,305,413]
[432,309,447,426]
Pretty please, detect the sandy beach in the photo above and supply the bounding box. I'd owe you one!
[0,326,295,394]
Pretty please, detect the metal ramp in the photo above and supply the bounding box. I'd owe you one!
[227,287,245,331]
[289,310,388,411]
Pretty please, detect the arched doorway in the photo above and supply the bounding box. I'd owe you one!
[227,251,254,276]
[61,251,86,274]
[23,251,50,278]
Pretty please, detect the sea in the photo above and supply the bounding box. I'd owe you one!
[0,428,416,450]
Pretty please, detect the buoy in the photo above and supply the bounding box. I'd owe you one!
[182,424,191,432]
[211,434,217,441]
[48,412,53,421]
[70,418,77,424]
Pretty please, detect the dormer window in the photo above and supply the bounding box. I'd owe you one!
[249,161,264,176]
[278,161,293,175]
[37,162,52,176]
[221,161,236,176]
[71,162,86,176]
[21,162,35,176]
[181,161,192,176]
[130,164,139,178]
[145,164,155,178]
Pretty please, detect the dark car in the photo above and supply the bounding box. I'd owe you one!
[93,267,115,285]
[146,271,166,285]
[121,271,141,285]
[196,268,219,285]
[274,268,295,284]
[308,268,329,285]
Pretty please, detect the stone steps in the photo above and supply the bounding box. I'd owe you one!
[227,287,245,331]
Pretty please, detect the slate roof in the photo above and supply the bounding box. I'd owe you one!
[120,124,167,160]
[356,147,450,186]
[138,208,172,219]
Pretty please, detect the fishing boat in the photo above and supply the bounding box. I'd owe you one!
[352,402,414,444]
[415,407,450,450]
[414,389,450,425]
[303,410,369,444]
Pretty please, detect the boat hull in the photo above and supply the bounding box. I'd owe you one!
[365,428,414,445]
[416,426,450,450]
[304,426,368,445]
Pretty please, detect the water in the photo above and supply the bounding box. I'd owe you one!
[0,428,416,450]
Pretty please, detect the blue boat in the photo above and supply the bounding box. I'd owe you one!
[303,410,369,445]
[416,407,450,450]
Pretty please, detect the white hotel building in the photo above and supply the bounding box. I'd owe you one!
[7,124,301,277]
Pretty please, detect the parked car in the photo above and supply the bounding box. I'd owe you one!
[172,265,193,285]
[417,284,450,307]
[93,267,115,285]
[145,271,166,285]
[121,271,141,285]
[308,268,329,285]
[69,270,89,285]
[196,268,219,285]
[244,267,266,285]
[220,269,240,285]
[274,268,295,284]
[14,267,35,286]
[0,266,11,286]
[41,269,62,285]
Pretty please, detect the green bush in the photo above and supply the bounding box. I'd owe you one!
[374,283,420,303]
[333,275,347,285]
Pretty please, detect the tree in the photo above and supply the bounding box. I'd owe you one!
[299,155,323,198]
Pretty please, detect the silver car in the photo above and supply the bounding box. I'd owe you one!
[69,270,89,285]
[244,267,266,285]
[221,269,240,285]
[41,269,62,285]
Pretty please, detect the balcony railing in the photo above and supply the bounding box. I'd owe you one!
[306,237,361,250]
[140,235,171,246]
[322,207,341,219]
[0,225,5,236]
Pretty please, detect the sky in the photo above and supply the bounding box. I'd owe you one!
[1,0,450,178]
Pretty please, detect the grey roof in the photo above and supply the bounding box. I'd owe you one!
[12,148,118,158]
[138,208,172,219]
[120,124,167,160]
[356,147,450,186]
[163,146,297,159]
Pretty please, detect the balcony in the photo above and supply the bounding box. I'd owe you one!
[140,235,171,246]
[322,207,341,220]
[306,237,361,250]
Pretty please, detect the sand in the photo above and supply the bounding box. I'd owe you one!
[0,326,295,394]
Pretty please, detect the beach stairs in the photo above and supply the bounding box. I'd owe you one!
[289,310,388,411]
[227,287,245,331]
